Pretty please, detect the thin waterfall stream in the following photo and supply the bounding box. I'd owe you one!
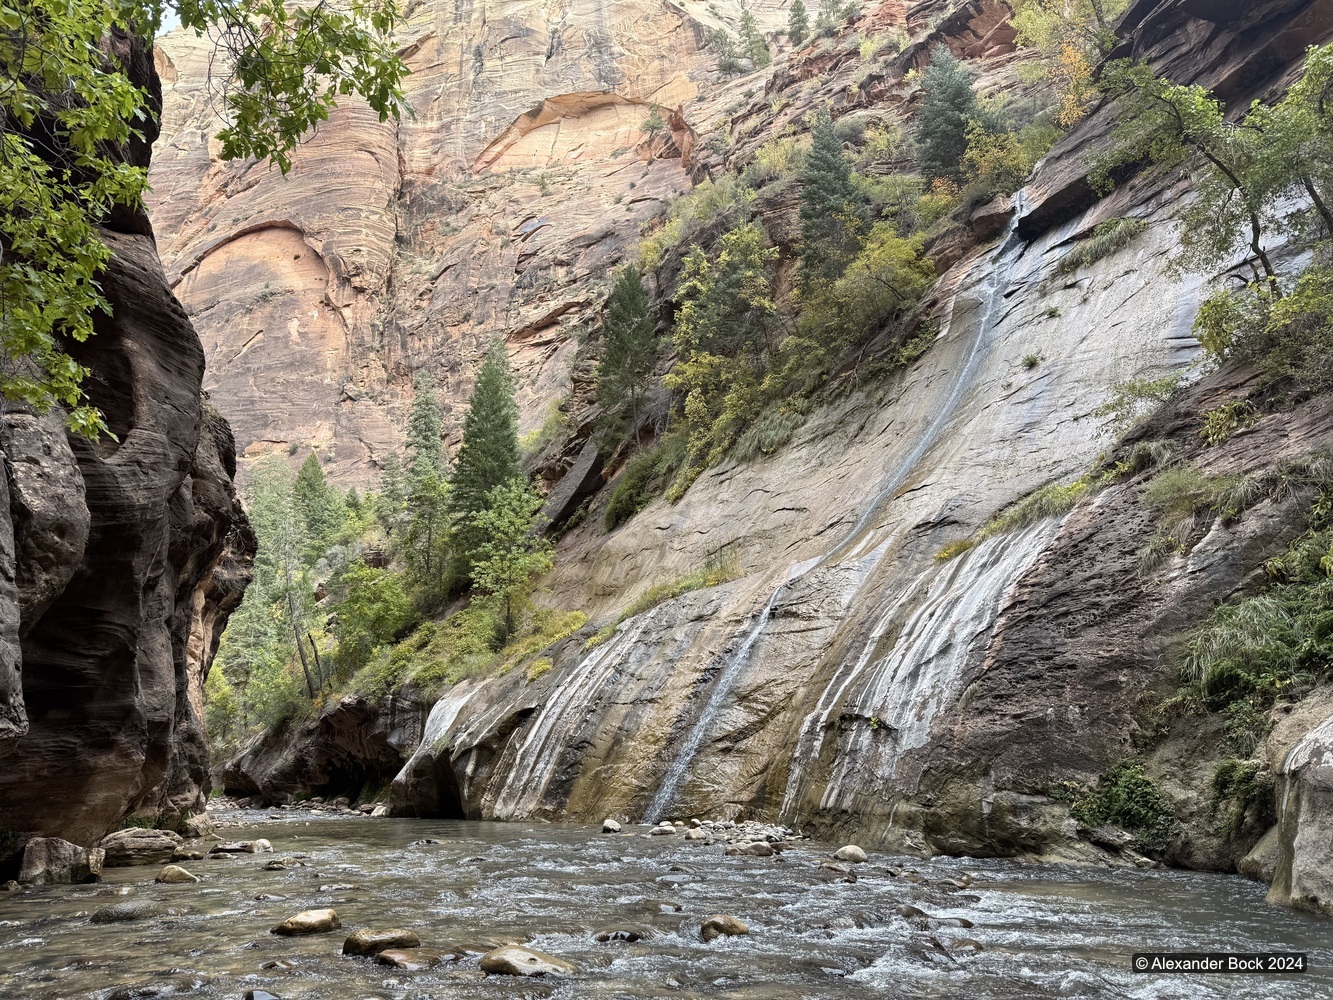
[643,197,1030,823]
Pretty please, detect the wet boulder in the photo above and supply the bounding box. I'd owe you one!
[602,818,621,834]
[726,841,772,857]
[98,828,183,867]
[479,944,576,976]
[700,914,749,942]
[343,927,422,956]
[270,908,341,935]
[649,824,676,836]
[155,864,199,884]
[18,837,104,885]
[834,845,867,863]
[594,926,652,942]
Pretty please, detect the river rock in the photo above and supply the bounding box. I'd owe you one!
[211,839,271,855]
[155,864,199,884]
[375,947,457,970]
[602,818,621,834]
[683,827,708,841]
[99,828,184,867]
[700,914,749,941]
[833,845,867,863]
[171,849,205,862]
[1239,826,1281,883]
[649,824,676,836]
[270,908,341,935]
[343,927,422,956]
[595,926,651,942]
[726,841,773,857]
[244,992,282,1000]
[18,837,104,885]
[90,900,169,923]
[479,944,576,976]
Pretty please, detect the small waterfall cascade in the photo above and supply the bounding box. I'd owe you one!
[643,197,1032,822]
[780,520,1059,819]
[489,612,659,819]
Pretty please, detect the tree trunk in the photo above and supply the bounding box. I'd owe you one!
[1302,175,1333,236]
[287,591,316,699]
[308,632,325,690]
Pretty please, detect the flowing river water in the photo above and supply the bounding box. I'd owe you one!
[1,812,1329,999]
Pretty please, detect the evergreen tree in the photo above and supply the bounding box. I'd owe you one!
[788,0,809,46]
[814,0,840,37]
[738,9,771,69]
[800,110,866,287]
[596,265,659,442]
[294,452,342,560]
[406,370,446,479]
[707,28,743,76]
[447,341,522,578]
[376,452,408,530]
[915,45,981,183]
[469,480,555,644]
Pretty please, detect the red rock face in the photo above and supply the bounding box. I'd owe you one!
[0,31,253,855]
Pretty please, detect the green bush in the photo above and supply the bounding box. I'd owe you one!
[605,447,666,530]
[937,473,1097,559]
[588,559,744,647]
[1057,217,1148,275]
[1210,758,1275,837]
[733,404,808,461]
[1071,761,1175,847]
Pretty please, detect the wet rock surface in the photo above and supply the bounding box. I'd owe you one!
[100,828,184,867]
[343,927,421,955]
[479,944,576,976]
[18,838,104,885]
[270,908,341,935]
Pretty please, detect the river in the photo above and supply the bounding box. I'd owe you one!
[1,812,1328,999]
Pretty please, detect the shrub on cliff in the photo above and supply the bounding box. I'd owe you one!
[914,46,983,184]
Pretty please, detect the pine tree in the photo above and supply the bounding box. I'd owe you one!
[406,370,446,479]
[596,265,659,443]
[738,9,771,69]
[800,109,866,287]
[447,340,522,579]
[469,480,555,644]
[788,0,809,46]
[294,452,342,560]
[707,28,743,76]
[915,45,980,183]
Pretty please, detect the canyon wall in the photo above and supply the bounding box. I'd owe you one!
[0,30,252,858]
[163,0,1333,913]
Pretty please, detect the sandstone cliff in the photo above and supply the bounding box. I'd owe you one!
[174,0,1333,916]
[0,31,252,862]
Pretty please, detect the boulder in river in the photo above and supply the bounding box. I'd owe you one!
[155,864,199,884]
[594,926,651,942]
[479,944,576,976]
[602,818,621,834]
[98,828,183,867]
[211,839,271,855]
[343,927,422,956]
[834,845,867,863]
[18,837,104,885]
[700,914,749,942]
[726,841,773,857]
[90,900,169,923]
[270,908,341,935]
[375,947,458,970]
[649,824,675,836]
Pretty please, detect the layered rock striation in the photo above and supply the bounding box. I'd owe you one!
[0,30,252,861]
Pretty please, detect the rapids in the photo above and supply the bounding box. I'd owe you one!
[1,813,1329,999]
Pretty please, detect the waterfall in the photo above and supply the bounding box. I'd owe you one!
[489,612,659,819]
[642,197,1032,822]
[782,521,1059,818]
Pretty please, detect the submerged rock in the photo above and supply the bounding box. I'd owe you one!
[270,908,341,935]
[18,838,104,885]
[90,900,169,923]
[375,947,457,970]
[155,864,199,884]
[343,927,422,956]
[99,828,183,867]
[700,914,749,942]
[479,944,575,976]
